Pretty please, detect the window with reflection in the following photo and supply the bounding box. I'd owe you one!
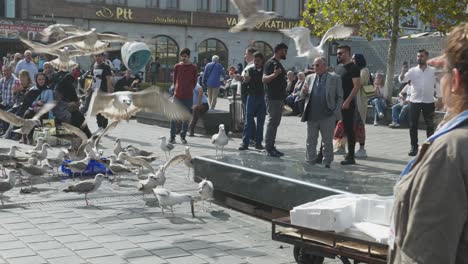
[197,0,209,11]
[166,0,179,9]
[152,35,179,83]
[198,38,228,69]
[253,41,273,59]
[146,0,159,8]
[216,0,228,12]
[264,0,275,11]
[91,0,105,3]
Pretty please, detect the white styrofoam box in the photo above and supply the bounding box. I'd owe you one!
[290,194,359,232]
[355,195,394,226]
[353,222,390,244]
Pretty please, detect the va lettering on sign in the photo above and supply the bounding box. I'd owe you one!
[96,7,133,20]
[225,17,299,30]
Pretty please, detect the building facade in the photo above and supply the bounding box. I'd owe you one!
[17,0,310,83]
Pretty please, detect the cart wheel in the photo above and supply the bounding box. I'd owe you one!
[293,246,325,264]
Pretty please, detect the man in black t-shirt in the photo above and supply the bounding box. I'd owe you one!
[91,53,113,133]
[335,45,361,165]
[262,43,288,158]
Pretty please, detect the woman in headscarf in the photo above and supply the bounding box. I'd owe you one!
[388,23,468,263]
[21,72,55,143]
[53,73,91,138]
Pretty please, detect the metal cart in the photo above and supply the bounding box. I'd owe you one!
[272,217,388,264]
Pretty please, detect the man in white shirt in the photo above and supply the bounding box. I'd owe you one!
[14,50,38,82]
[399,49,442,156]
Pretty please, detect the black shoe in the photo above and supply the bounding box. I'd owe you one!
[273,148,284,156]
[408,146,418,156]
[316,154,323,164]
[341,156,356,165]
[267,149,281,158]
[181,138,187,144]
[255,144,265,150]
[325,164,331,169]
[238,144,249,151]
[169,137,176,144]
[249,140,256,147]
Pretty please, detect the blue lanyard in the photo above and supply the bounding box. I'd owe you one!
[400,110,468,177]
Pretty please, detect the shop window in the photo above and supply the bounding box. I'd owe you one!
[197,0,209,11]
[151,35,179,83]
[253,41,273,60]
[198,38,228,69]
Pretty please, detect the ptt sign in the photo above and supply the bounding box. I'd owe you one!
[96,7,133,20]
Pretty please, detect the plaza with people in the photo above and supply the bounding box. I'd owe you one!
[0,1,465,264]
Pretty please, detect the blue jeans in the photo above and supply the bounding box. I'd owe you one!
[371,98,386,122]
[391,103,409,124]
[242,95,266,146]
[170,98,193,139]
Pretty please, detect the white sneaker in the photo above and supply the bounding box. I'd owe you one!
[334,147,346,155]
[378,112,384,119]
[373,121,378,126]
[355,148,368,158]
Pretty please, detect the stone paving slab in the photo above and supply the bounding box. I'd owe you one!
[0,98,427,264]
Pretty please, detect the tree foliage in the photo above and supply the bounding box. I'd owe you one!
[301,0,466,40]
[301,0,467,100]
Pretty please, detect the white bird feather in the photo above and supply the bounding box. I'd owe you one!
[280,25,355,60]
[229,0,279,33]
[0,102,56,144]
[47,28,127,53]
[87,87,192,122]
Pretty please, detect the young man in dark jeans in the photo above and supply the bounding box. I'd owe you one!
[399,49,441,156]
[91,53,113,134]
[170,48,198,144]
[335,45,361,165]
[263,43,288,158]
[239,52,266,151]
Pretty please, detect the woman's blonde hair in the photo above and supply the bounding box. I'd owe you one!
[444,23,468,115]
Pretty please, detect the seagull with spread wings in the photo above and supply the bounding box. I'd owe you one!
[36,24,88,43]
[229,0,278,33]
[0,102,56,145]
[20,37,94,71]
[46,28,127,53]
[87,87,192,122]
[281,25,355,60]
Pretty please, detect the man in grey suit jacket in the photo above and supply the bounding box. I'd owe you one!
[301,57,343,168]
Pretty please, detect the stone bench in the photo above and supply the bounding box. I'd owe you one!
[365,104,445,128]
[136,110,232,135]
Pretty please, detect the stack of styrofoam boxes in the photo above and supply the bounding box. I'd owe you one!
[290,194,359,232]
[354,195,394,226]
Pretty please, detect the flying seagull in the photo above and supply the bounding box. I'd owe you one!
[63,173,105,206]
[36,23,87,43]
[281,25,355,60]
[20,37,94,71]
[87,87,192,122]
[0,102,56,145]
[229,0,278,33]
[46,28,127,53]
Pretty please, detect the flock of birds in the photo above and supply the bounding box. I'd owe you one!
[0,122,229,218]
[0,0,357,218]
